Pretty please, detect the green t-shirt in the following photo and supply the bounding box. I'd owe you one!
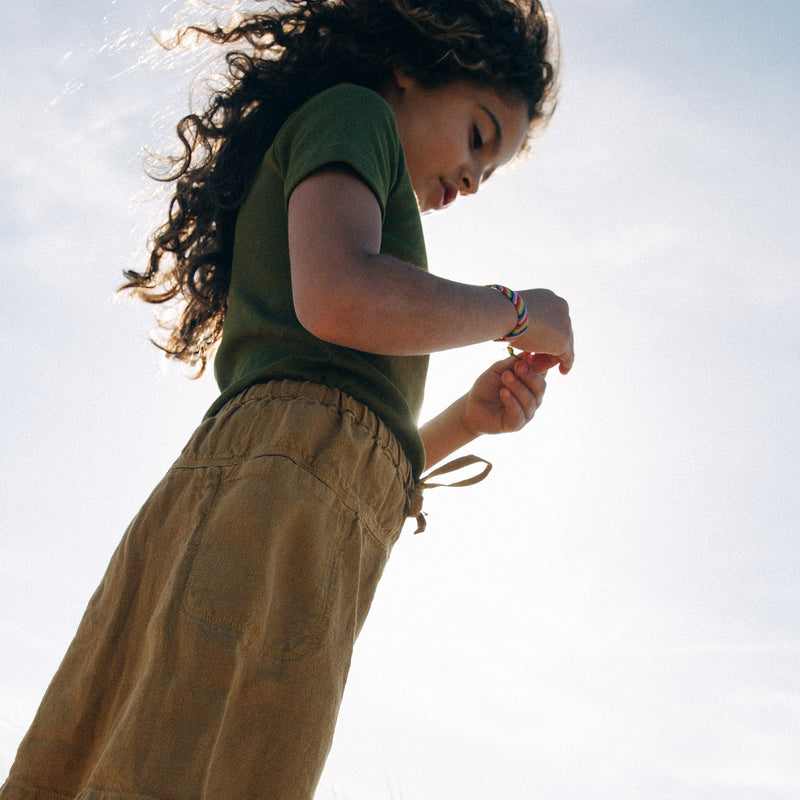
[208,84,429,478]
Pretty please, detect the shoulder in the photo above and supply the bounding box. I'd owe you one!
[273,84,403,210]
[277,83,398,146]
[301,83,395,121]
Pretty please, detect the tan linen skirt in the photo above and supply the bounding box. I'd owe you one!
[2,380,414,800]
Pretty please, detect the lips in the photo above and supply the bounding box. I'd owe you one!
[438,179,458,210]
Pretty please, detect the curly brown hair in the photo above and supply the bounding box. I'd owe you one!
[122,0,559,375]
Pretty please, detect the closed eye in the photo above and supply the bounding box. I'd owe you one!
[472,124,484,150]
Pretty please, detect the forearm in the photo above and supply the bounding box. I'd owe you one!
[418,394,477,469]
[289,167,574,367]
[288,167,518,355]
[295,253,518,355]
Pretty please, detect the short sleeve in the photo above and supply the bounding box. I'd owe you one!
[272,84,401,218]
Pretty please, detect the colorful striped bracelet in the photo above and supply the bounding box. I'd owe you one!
[488,284,529,341]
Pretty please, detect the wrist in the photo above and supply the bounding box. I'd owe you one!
[419,394,480,469]
[487,284,529,341]
[443,394,482,451]
[453,393,481,440]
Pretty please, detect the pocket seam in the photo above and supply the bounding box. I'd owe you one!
[180,453,357,662]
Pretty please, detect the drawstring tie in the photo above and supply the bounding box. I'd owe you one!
[406,454,492,534]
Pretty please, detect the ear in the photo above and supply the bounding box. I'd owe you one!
[392,66,415,91]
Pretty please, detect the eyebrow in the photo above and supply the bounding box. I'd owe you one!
[479,104,502,147]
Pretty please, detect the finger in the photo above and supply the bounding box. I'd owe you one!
[513,359,547,405]
[497,353,522,370]
[527,353,560,373]
[499,382,529,430]
[559,338,575,374]
[503,366,545,422]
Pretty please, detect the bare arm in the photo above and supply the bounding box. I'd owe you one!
[289,167,573,366]
[420,353,551,468]
[418,395,476,469]
[288,167,571,469]
[288,167,520,355]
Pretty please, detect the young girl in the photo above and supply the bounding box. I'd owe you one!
[2,1,573,798]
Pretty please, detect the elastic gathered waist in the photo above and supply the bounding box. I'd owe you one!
[177,380,415,535]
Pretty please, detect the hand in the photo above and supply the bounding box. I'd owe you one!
[515,289,574,374]
[462,352,549,437]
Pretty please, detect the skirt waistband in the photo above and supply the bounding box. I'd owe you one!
[177,380,415,534]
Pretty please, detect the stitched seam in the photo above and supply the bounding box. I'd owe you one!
[179,452,357,661]
[217,389,412,480]
[173,443,398,548]
[3,779,74,800]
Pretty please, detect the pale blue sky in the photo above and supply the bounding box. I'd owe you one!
[2,2,799,798]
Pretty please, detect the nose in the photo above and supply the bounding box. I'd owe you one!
[459,165,482,196]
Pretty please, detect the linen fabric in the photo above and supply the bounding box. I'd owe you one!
[1,381,414,800]
[210,83,430,479]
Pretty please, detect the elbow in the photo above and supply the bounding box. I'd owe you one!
[293,287,359,347]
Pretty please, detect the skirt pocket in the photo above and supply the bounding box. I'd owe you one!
[182,452,355,662]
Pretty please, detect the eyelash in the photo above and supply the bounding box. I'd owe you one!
[472,124,484,150]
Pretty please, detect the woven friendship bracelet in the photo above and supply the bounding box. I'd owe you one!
[488,284,529,341]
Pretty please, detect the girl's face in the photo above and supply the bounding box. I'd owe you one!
[383,72,530,213]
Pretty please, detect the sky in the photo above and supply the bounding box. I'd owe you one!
[1,1,798,798]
